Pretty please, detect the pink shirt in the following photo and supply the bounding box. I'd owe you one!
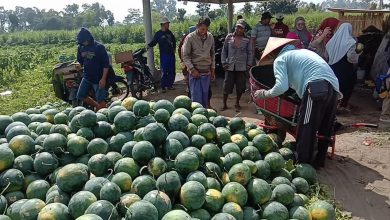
[286,32,313,49]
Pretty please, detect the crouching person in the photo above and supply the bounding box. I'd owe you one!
[182,17,216,108]
[254,38,342,167]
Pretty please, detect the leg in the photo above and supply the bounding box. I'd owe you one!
[222,71,234,110]
[200,74,211,108]
[189,75,202,105]
[94,85,108,111]
[208,86,212,109]
[160,54,169,91]
[167,55,176,89]
[77,78,98,109]
[235,71,245,109]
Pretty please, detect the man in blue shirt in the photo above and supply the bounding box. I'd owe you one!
[148,17,176,93]
[255,37,341,167]
[76,27,110,111]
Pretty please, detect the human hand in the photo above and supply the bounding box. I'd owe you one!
[322,27,332,37]
[211,68,216,81]
[191,68,200,78]
[254,89,269,99]
[223,64,229,70]
[99,79,106,89]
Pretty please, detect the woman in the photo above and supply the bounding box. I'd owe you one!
[309,17,341,61]
[326,23,360,111]
[286,17,313,49]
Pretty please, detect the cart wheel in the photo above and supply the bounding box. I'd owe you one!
[264,117,287,143]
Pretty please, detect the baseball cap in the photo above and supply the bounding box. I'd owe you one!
[261,12,274,20]
[275,13,284,20]
[236,19,246,28]
[160,17,170,24]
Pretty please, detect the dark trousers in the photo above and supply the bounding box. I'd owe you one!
[330,55,356,107]
[296,81,338,167]
[160,53,176,89]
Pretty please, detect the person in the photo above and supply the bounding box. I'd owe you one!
[379,68,390,125]
[148,17,176,93]
[286,17,313,49]
[76,27,110,111]
[178,26,196,94]
[326,23,360,112]
[251,12,273,61]
[254,37,341,167]
[231,15,252,34]
[273,13,289,38]
[182,17,216,108]
[221,19,253,112]
[309,17,341,61]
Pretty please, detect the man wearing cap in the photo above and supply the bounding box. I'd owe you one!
[182,17,215,108]
[251,12,273,61]
[221,19,253,112]
[231,15,252,35]
[254,37,341,167]
[148,17,176,93]
[273,13,289,38]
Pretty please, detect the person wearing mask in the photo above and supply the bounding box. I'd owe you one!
[76,27,110,111]
[251,12,273,62]
[326,23,360,112]
[309,17,341,61]
[182,17,215,108]
[273,13,289,38]
[148,17,176,93]
[254,37,341,167]
[286,17,313,49]
[221,19,253,112]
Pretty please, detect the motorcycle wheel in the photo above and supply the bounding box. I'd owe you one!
[108,79,129,101]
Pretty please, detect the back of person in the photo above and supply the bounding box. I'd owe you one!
[252,23,272,50]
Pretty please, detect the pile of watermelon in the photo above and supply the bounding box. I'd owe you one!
[0,95,337,220]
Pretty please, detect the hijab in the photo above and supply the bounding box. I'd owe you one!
[314,17,340,44]
[294,17,310,49]
[326,23,356,65]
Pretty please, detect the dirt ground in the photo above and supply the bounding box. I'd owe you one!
[144,76,390,220]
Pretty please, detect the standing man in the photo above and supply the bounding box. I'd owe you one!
[254,38,341,167]
[148,17,176,93]
[231,15,252,34]
[273,13,289,38]
[76,27,109,111]
[251,12,273,62]
[179,26,196,95]
[182,17,215,108]
[221,19,253,112]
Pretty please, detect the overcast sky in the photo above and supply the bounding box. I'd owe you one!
[0,0,325,22]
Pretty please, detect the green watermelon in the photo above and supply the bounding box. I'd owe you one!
[78,110,97,128]
[132,141,155,165]
[271,177,291,187]
[26,180,50,200]
[191,114,209,127]
[6,126,31,142]
[230,134,248,150]
[0,195,6,214]
[114,111,137,132]
[54,112,68,125]
[212,116,228,128]
[156,171,181,198]
[37,203,72,220]
[229,117,245,132]
[106,152,123,166]
[68,106,86,121]
[132,100,150,117]
[202,162,222,180]
[173,108,192,120]
[185,123,198,138]
[183,147,204,165]
[0,115,14,135]
[6,199,28,219]
[100,182,121,204]
[28,122,41,132]
[114,158,140,179]
[168,114,189,132]
[292,177,310,194]
[93,121,113,139]
[206,177,221,191]
[147,157,167,177]
[247,128,265,141]
[5,191,26,205]
[154,100,175,115]
[126,200,158,220]
[154,109,171,124]
[228,163,251,185]
[216,127,231,145]
[84,200,119,220]
[122,97,138,111]
[30,114,48,123]
[221,143,241,156]
[222,202,244,220]
[203,189,224,213]
[192,107,208,117]
[211,213,236,220]
[112,172,132,193]
[143,190,172,219]
[0,145,14,172]
[173,95,192,110]
[88,154,113,176]
[43,133,67,154]
[271,184,295,206]
[264,152,285,172]
[175,151,199,175]
[11,112,31,126]
[261,201,289,220]
[0,168,24,193]
[131,175,156,198]
[68,191,97,219]
[33,152,58,177]
[247,178,272,205]
[180,181,206,211]
[309,200,335,220]
[87,138,108,155]
[82,177,110,199]
[136,115,157,129]
[221,182,248,206]
[49,124,71,136]
[120,141,136,157]
[56,163,89,193]
[164,139,183,159]
[107,105,127,123]
[253,134,274,154]
[162,210,191,220]
[76,214,103,220]
[186,171,207,188]
[201,143,221,163]
[118,193,141,216]
[241,146,261,161]
[67,136,89,157]
[223,152,242,170]
[142,123,168,146]
[198,123,217,142]
[190,134,207,149]
[43,109,59,124]
[167,131,190,148]
[292,163,317,184]
[5,122,27,136]
[76,127,94,141]
[279,147,295,161]
[96,113,107,122]
[289,206,312,220]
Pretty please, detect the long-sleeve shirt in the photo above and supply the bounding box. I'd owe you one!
[182,31,215,72]
[347,46,360,64]
[266,49,341,99]
[221,33,253,71]
[148,30,176,56]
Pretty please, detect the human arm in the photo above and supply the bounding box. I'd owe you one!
[148,32,160,48]
[182,36,199,78]
[210,36,216,80]
[99,46,110,88]
[347,45,360,64]
[77,47,83,65]
[221,35,229,68]
[257,58,289,98]
[247,37,254,69]
[250,26,257,52]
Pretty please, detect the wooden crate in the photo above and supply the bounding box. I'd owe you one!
[114,51,133,64]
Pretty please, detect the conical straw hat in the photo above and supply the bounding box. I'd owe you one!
[259,37,299,65]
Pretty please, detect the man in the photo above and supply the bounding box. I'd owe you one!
[179,26,196,94]
[76,27,110,111]
[182,17,216,108]
[255,37,341,167]
[221,19,253,112]
[231,15,252,34]
[251,12,273,62]
[148,17,176,93]
[273,13,289,38]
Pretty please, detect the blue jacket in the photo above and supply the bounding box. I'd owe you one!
[148,30,176,56]
[77,27,110,84]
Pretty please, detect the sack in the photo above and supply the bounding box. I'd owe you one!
[307,80,329,101]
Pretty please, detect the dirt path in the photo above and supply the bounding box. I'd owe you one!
[145,76,390,219]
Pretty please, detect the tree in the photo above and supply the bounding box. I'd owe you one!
[255,0,299,14]
[0,7,8,32]
[240,3,253,16]
[8,13,19,32]
[196,3,211,17]
[322,0,376,9]
[151,0,177,19]
[177,8,186,22]
[64,4,79,17]
[123,8,143,24]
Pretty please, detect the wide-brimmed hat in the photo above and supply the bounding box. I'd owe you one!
[236,19,246,28]
[259,37,299,65]
[160,17,170,24]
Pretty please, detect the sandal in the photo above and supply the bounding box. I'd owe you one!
[234,104,241,112]
[220,106,228,111]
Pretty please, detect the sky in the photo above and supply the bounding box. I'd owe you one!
[0,0,324,22]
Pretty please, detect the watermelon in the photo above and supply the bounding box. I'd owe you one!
[78,110,97,128]
[154,100,175,115]
[26,180,50,200]
[68,106,86,121]
[198,123,217,142]
[96,113,107,122]
[206,177,221,191]
[168,114,189,132]
[222,202,244,220]
[180,181,206,210]
[292,177,309,194]
[271,177,291,187]
[229,117,245,132]
[292,163,317,184]
[88,154,113,176]
[154,109,170,124]
[241,146,261,161]
[76,154,90,166]
[201,143,221,163]
[6,199,28,219]
[221,182,248,206]
[147,157,167,177]
[133,127,144,141]
[76,214,103,220]
[131,175,156,198]
[186,171,207,188]
[173,108,192,120]
[271,184,295,206]
[114,158,140,179]
[202,162,222,179]
[247,128,265,141]
[6,126,31,142]
[122,97,138,111]
[0,115,14,135]
[93,121,113,139]
[175,151,199,175]
[49,124,71,136]
[0,145,14,172]
[43,133,67,154]
[173,95,192,110]
[264,152,285,172]
[203,189,224,213]
[87,138,108,155]
[230,134,248,150]
[82,177,110,199]
[228,163,251,185]
[107,105,127,123]
[111,172,132,193]
[12,112,32,126]
[84,200,119,220]
[132,141,155,165]
[33,152,58,177]
[13,155,33,174]
[191,114,209,127]
[289,206,312,220]
[67,136,89,157]
[212,116,228,128]
[185,123,197,138]
[0,168,24,193]
[30,114,48,123]
[221,143,241,156]
[162,210,192,220]
[54,112,68,125]
[136,115,157,129]
[132,100,150,117]
[76,127,94,141]
[309,200,336,220]
[114,111,137,132]
[216,127,231,145]
[120,141,136,157]
[156,171,182,198]
[190,134,207,149]
[247,178,272,205]
[28,122,40,132]
[100,182,121,204]
[45,187,70,205]
[118,193,141,216]
[211,213,236,220]
[125,200,158,220]
[243,206,260,220]
[143,190,172,219]
[166,131,190,148]
[56,163,89,193]
[164,139,183,159]
[5,122,27,136]
[37,203,72,220]
[142,123,168,146]
[192,107,208,117]
[242,160,257,174]
[68,191,97,219]
[43,109,59,124]
[253,134,274,154]
[261,201,289,220]
[279,147,295,161]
